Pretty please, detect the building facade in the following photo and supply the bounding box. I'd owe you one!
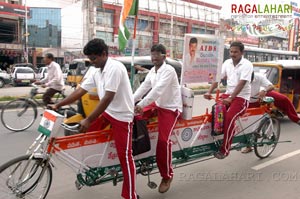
[27,7,63,66]
[0,0,28,70]
[82,0,222,59]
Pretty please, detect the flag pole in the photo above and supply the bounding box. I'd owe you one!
[130,14,138,88]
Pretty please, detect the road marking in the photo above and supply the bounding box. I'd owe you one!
[252,149,300,171]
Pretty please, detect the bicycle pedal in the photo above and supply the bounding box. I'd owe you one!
[254,132,262,138]
[75,180,83,190]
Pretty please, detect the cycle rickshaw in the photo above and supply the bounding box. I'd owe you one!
[0,89,281,198]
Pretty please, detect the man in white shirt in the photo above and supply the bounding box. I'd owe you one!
[35,53,64,105]
[134,44,182,194]
[51,39,138,199]
[204,41,253,159]
[249,72,300,123]
[249,72,274,105]
[243,72,300,153]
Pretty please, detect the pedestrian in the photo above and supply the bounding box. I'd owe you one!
[134,44,182,193]
[35,53,64,105]
[242,72,300,153]
[204,41,253,159]
[50,38,138,199]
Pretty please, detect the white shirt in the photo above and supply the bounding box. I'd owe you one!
[134,62,182,112]
[250,73,273,103]
[221,58,253,100]
[80,58,134,122]
[41,61,64,91]
[183,54,197,70]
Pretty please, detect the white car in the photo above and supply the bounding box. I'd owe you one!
[36,67,48,80]
[0,69,11,88]
[11,67,35,86]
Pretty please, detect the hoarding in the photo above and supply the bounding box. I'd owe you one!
[181,34,224,85]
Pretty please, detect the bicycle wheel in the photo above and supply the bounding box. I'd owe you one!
[1,99,38,132]
[254,117,280,159]
[0,155,52,199]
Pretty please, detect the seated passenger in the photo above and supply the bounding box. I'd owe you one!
[242,72,300,153]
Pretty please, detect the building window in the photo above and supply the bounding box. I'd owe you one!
[125,18,153,32]
[96,11,113,27]
[96,31,113,43]
[160,22,171,34]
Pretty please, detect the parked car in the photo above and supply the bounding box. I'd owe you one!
[12,63,37,72]
[11,67,35,86]
[35,67,48,80]
[0,69,11,88]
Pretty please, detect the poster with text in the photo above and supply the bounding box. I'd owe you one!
[181,34,224,85]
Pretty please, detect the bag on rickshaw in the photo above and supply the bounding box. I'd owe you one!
[211,102,226,136]
[132,118,151,156]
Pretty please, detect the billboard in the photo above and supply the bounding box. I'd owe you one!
[181,34,224,85]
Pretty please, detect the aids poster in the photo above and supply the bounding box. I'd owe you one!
[181,34,224,85]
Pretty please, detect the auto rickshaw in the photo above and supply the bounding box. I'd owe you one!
[66,58,91,87]
[253,60,300,112]
[64,62,100,134]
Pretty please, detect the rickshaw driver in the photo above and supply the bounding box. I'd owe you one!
[50,38,138,199]
[204,41,253,159]
[134,44,182,194]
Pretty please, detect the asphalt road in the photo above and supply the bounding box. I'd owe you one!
[1,93,300,199]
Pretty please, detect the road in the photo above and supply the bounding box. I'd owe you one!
[1,94,300,199]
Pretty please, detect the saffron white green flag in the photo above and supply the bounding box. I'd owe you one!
[38,110,63,137]
[118,0,139,51]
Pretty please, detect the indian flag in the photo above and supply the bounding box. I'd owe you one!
[38,111,58,137]
[118,0,139,51]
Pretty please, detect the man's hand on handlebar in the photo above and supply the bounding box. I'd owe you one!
[79,118,91,133]
[47,104,60,111]
[134,105,143,115]
[258,90,267,100]
[34,81,46,88]
[203,92,213,100]
[34,80,41,85]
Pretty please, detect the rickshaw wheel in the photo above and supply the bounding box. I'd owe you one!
[254,117,280,159]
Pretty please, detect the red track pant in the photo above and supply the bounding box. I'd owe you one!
[140,103,181,180]
[88,112,137,199]
[220,94,249,156]
[267,91,300,123]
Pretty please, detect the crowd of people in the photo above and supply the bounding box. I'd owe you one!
[39,39,299,199]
